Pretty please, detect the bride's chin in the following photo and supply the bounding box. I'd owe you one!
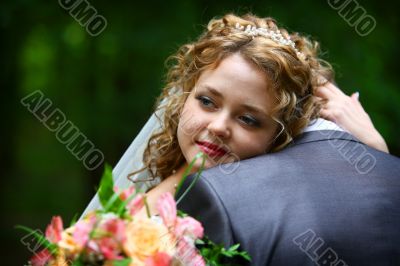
[183,150,233,172]
[202,156,230,169]
[185,158,214,173]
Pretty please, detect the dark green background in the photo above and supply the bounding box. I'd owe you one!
[1,0,399,264]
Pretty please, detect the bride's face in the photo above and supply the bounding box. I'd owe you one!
[177,53,279,171]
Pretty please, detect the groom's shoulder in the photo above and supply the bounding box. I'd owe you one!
[199,130,400,187]
[283,130,400,164]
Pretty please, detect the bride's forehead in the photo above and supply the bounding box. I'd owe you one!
[203,53,266,79]
[195,57,269,93]
[188,54,273,105]
[191,83,273,112]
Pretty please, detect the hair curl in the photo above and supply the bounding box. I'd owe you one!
[129,13,334,183]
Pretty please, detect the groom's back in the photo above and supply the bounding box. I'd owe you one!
[179,131,400,266]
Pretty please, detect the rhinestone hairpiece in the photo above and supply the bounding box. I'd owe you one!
[234,23,305,60]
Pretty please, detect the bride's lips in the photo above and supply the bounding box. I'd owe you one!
[195,141,228,157]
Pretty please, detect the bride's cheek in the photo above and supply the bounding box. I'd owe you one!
[179,109,206,137]
[178,114,197,136]
[236,136,262,158]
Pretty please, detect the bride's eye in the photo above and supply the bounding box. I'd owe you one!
[239,115,260,127]
[195,95,216,109]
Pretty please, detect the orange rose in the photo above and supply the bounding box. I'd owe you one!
[123,217,176,264]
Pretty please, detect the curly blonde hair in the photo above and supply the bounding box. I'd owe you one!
[129,13,334,182]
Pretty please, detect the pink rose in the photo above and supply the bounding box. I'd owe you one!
[128,194,145,216]
[156,192,177,228]
[114,186,136,201]
[145,252,173,266]
[45,216,63,243]
[98,237,123,260]
[176,238,205,266]
[101,217,126,243]
[175,217,204,239]
[30,249,52,266]
[73,214,97,247]
[114,186,145,215]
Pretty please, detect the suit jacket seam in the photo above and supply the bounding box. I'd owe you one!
[201,175,236,246]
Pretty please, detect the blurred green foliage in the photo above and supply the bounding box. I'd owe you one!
[1,0,399,264]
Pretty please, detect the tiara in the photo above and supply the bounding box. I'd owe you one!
[234,23,305,60]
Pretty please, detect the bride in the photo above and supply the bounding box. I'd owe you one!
[82,13,388,218]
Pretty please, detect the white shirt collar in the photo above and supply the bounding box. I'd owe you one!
[302,118,345,133]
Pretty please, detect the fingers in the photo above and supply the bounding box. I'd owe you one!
[319,82,346,98]
[316,81,354,104]
[351,92,359,101]
[319,107,336,123]
[315,74,345,97]
[315,84,337,99]
[314,95,324,103]
[325,82,345,96]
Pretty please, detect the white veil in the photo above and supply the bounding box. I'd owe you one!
[80,92,174,219]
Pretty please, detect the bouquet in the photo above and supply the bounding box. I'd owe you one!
[18,153,250,266]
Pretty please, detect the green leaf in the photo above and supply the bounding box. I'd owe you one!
[143,195,151,218]
[177,209,188,218]
[97,164,125,214]
[98,164,115,208]
[69,213,79,227]
[116,190,143,218]
[15,225,58,254]
[103,193,125,214]
[195,238,205,245]
[227,244,240,252]
[195,236,251,265]
[112,258,132,266]
[175,152,206,205]
[71,258,84,266]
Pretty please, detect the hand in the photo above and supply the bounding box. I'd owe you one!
[315,81,389,153]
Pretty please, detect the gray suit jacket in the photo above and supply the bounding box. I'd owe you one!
[176,130,400,266]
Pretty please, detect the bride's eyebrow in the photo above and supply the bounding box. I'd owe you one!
[199,85,269,118]
[242,104,268,117]
[198,85,223,98]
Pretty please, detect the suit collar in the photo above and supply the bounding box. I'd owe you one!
[289,130,362,147]
[302,118,345,133]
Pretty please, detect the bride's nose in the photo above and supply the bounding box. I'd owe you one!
[207,112,231,139]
